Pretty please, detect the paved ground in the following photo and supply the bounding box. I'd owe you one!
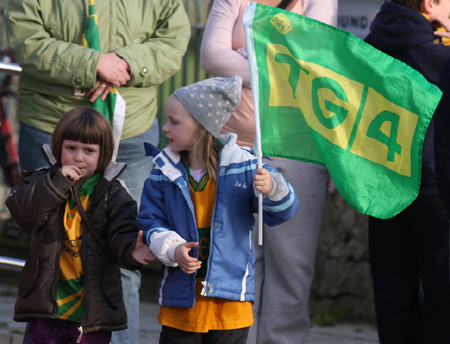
[0,282,379,344]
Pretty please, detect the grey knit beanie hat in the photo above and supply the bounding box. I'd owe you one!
[173,75,242,137]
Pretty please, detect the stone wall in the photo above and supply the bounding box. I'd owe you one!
[309,191,376,324]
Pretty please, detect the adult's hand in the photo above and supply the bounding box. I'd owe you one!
[97,52,131,87]
[86,79,113,102]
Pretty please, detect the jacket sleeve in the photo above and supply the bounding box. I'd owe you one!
[113,0,191,88]
[5,169,72,232]
[149,231,186,267]
[253,163,300,227]
[4,0,101,89]
[200,0,252,88]
[138,174,170,242]
[104,181,142,270]
[137,173,185,264]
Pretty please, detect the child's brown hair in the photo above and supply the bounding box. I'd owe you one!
[52,107,114,171]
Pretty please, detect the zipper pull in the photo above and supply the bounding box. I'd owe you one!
[201,280,207,296]
[76,326,83,343]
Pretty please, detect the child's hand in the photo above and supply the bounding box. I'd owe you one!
[174,242,201,274]
[253,168,274,194]
[430,16,450,38]
[61,165,82,182]
[132,230,157,265]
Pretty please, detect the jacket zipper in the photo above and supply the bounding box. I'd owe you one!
[201,144,224,297]
[80,190,88,330]
[176,163,201,301]
[51,208,65,317]
[76,326,83,343]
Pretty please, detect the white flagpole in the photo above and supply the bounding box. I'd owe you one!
[243,2,263,245]
[255,121,264,246]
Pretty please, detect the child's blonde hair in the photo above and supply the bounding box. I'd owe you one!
[181,126,222,182]
[52,107,114,171]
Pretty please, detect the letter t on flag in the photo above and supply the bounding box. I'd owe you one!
[243,1,442,245]
[82,0,125,161]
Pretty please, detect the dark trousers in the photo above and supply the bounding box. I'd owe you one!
[159,325,249,344]
[28,318,111,344]
[368,194,450,344]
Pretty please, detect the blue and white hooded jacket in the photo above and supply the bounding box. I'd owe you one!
[137,133,299,308]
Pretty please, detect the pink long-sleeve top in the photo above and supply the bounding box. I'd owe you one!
[201,0,338,147]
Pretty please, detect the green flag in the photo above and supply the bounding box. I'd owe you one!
[244,2,442,219]
[82,0,125,160]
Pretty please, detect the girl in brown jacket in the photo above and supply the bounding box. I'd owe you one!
[6,107,155,344]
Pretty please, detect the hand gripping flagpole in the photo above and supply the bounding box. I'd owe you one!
[243,2,263,245]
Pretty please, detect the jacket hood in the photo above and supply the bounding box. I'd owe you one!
[366,1,436,54]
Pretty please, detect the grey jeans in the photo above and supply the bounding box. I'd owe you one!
[247,158,329,344]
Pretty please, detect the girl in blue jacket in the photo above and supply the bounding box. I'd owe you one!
[137,76,299,343]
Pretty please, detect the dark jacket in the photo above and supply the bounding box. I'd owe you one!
[434,58,450,212]
[5,146,141,333]
[365,0,450,196]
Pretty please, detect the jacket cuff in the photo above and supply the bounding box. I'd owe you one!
[265,172,289,201]
[51,168,73,194]
[149,231,186,267]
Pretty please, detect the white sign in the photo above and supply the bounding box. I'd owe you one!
[338,0,381,39]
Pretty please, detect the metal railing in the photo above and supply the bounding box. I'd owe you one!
[0,255,25,271]
[0,61,21,75]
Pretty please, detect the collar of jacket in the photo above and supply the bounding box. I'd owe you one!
[41,143,127,181]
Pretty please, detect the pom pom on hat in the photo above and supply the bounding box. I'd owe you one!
[173,75,242,137]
